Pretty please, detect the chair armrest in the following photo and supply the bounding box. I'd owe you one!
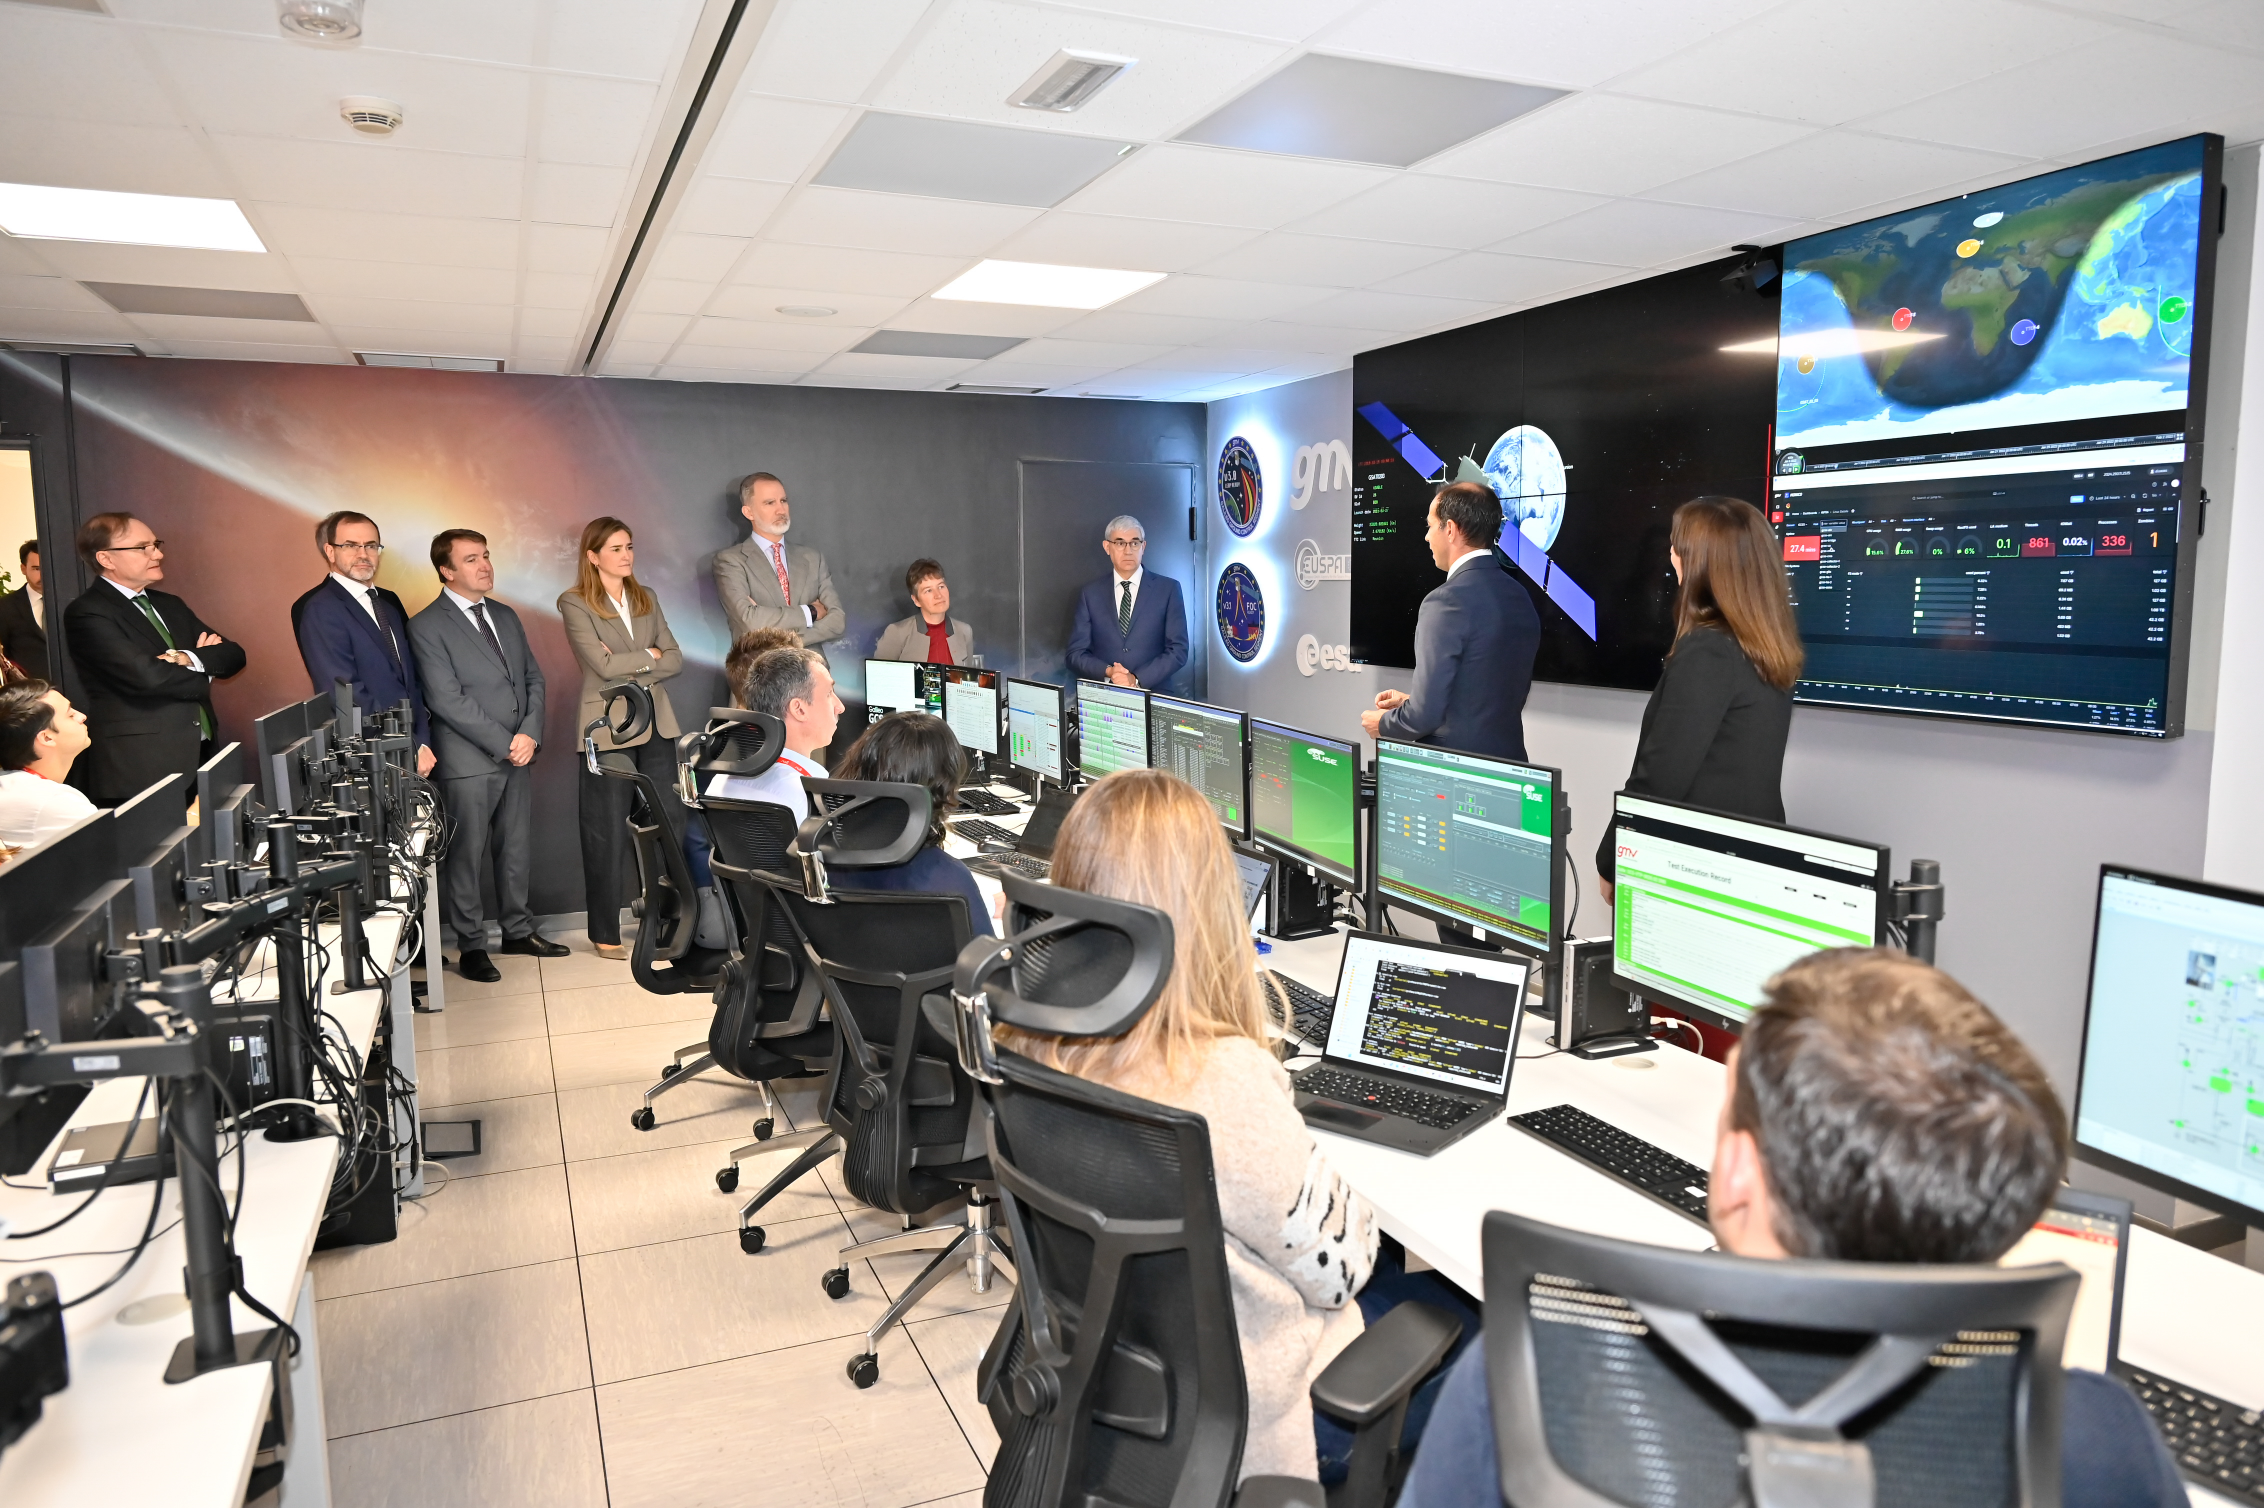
[1234,1476,1328,1508]
[1310,1301,1463,1427]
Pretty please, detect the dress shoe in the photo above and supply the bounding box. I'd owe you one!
[457,949,502,983]
[593,941,629,961]
[500,932,570,959]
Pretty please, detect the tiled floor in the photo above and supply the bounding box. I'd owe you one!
[314,931,1005,1508]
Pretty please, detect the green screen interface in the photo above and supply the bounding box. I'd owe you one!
[1251,721,1358,884]
[1375,742,1554,948]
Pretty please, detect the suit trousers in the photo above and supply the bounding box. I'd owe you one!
[440,763,535,951]
[578,736,681,946]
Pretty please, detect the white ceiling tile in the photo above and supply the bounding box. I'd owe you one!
[632,278,720,316]
[1249,353,1349,381]
[1286,175,1605,249]
[0,273,109,312]
[763,187,1040,256]
[881,296,1083,337]
[512,356,573,374]
[2161,0,2264,50]
[288,257,519,304]
[0,10,184,126]
[646,234,749,281]
[600,359,659,377]
[536,75,662,168]
[1315,0,1782,89]
[701,96,854,184]
[602,339,677,364]
[0,307,143,341]
[1606,0,2111,128]
[730,241,970,295]
[152,341,352,364]
[1291,288,1496,332]
[872,0,1288,142]
[1109,275,1333,321]
[527,223,614,275]
[954,361,1113,389]
[813,350,980,381]
[1063,145,1391,230]
[1492,199,1802,269]
[1041,0,1365,39]
[0,117,231,198]
[120,312,338,345]
[511,333,578,359]
[799,371,955,390]
[615,311,691,345]
[1207,319,1376,354]
[334,0,542,68]
[989,213,1260,273]
[252,205,521,267]
[1422,96,1814,197]
[328,327,509,358]
[704,285,911,325]
[4,241,293,288]
[310,294,518,335]
[209,136,525,219]
[1188,232,1451,287]
[671,178,792,238]
[1369,251,1616,304]
[0,239,54,277]
[522,271,596,308]
[662,363,812,383]
[100,1,283,32]
[543,0,706,80]
[529,163,631,228]
[685,316,864,353]
[668,342,831,372]
[1050,309,1247,344]
[741,0,937,105]
[1004,337,1174,368]
[1652,130,2031,221]
[514,306,585,338]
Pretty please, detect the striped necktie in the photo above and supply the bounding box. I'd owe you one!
[134,594,213,740]
[1117,579,1133,638]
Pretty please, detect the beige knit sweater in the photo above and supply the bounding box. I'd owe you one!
[1113,1036,1381,1482]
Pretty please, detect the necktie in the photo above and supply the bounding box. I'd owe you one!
[471,601,508,666]
[364,586,403,668]
[1117,579,1133,638]
[769,540,792,606]
[135,594,213,740]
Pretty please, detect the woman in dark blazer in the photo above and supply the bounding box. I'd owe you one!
[559,516,684,959]
[1599,496,1802,899]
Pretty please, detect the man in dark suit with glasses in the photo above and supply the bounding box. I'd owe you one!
[290,510,436,778]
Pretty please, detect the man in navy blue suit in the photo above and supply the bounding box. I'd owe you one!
[1360,481,1539,760]
[1067,514,1188,689]
[291,510,436,778]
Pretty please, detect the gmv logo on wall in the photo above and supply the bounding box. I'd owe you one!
[1291,440,1351,510]
[1217,436,1262,537]
[1215,563,1266,664]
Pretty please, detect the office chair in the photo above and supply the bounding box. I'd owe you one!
[1478,1206,2079,1508]
[583,684,724,1005]
[950,875,1464,1508]
[746,778,1011,1385]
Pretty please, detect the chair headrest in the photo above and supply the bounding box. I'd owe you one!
[794,780,932,871]
[678,707,786,788]
[583,682,655,774]
[946,875,1174,1081]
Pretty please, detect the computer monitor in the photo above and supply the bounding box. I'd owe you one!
[864,658,939,720]
[22,877,129,1043]
[941,667,1000,757]
[1005,677,1065,784]
[1609,793,1888,1030]
[0,809,115,961]
[266,734,313,815]
[1074,680,1147,779]
[206,782,254,865]
[114,773,192,934]
[253,698,308,782]
[196,741,244,820]
[1375,740,1562,956]
[1146,693,1248,837]
[2072,866,2264,1230]
[1249,719,1360,888]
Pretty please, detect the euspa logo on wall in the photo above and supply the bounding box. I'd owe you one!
[1215,563,1265,663]
[1295,634,1356,676]
[1294,539,1350,589]
[1217,436,1262,537]
[1290,440,1351,510]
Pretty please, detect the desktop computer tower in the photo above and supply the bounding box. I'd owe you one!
[1556,937,1654,1059]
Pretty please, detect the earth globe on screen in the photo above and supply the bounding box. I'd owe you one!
[1482,425,1567,550]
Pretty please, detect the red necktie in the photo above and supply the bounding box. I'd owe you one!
[768,540,792,606]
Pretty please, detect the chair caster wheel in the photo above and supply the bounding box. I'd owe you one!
[739,1226,766,1254]
[821,1266,852,1301]
[716,1164,740,1194]
[848,1353,879,1389]
[629,1107,656,1131]
[752,1117,774,1141]
[660,1062,682,1079]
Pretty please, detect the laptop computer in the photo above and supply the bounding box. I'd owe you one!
[1234,849,1272,931]
[1290,930,1531,1156]
[970,783,1077,881]
[2001,1186,2131,1373]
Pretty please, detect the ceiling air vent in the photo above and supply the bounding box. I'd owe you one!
[1009,50,1136,113]
[278,0,361,42]
[355,352,504,372]
[340,97,403,136]
[949,383,1047,395]
[2,340,142,357]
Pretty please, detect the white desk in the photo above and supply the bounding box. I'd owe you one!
[0,910,413,1508]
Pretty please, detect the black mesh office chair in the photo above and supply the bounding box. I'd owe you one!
[746,778,1012,1386]
[584,684,724,1001]
[1478,1207,2079,1508]
[949,875,1464,1508]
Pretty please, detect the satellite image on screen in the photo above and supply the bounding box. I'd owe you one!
[1778,136,2207,452]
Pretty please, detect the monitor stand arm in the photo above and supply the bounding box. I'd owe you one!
[1890,859,1946,965]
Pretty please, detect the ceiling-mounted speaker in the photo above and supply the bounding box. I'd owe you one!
[340,97,403,136]
[278,0,362,42]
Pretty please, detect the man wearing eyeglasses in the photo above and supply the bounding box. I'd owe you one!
[63,511,247,806]
[1067,515,1187,690]
[290,511,436,778]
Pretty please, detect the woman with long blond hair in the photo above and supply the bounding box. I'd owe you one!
[997,769,1472,1485]
[558,516,684,959]
[1598,495,1803,898]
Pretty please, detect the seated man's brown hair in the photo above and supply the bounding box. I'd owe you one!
[725,627,803,707]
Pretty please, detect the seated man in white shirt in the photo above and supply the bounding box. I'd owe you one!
[0,680,97,850]
[709,646,842,811]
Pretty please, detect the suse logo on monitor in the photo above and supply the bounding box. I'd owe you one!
[1306,747,1342,768]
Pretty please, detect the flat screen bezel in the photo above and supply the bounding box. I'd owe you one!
[1146,690,1250,840]
[1372,738,1562,961]
[1248,717,1362,888]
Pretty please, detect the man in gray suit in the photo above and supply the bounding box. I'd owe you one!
[714,472,844,657]
[409,528,564,984]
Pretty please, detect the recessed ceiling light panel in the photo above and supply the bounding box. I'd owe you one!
[851,330,1026,360]
[932,259,1163,310]
[0,184,266,252]
[1010,50,1136,113]
[84,282,310,320]
[814,113,1134,208]
[1176,54,1565,168]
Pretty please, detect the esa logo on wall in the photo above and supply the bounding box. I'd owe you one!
[1217,436,1262,537]
[1296,634,1355,676]
[1215,563,1265,664]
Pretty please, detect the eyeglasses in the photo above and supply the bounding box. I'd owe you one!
[331,540,385,555]
[102,539,164,556]
[1103,536,1146,550]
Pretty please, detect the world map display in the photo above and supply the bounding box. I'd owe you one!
[1777,136,2207,451]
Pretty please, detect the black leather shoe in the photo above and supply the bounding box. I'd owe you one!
[500,933,570,958]
[457,949,502,983]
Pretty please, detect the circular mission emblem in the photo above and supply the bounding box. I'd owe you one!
[1215,563,1265,664]
[1217,436,1262,538]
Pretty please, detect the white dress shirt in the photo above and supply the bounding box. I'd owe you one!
[26,588,41,630]
[0,768,98,850]
[1110,566,1144,621]
[708,749,824,813]
[332,571,383,622]
[1445,547,1493,580]
[105,576,203,673]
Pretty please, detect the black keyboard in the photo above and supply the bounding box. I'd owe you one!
[971,853,1051,881]
[951,818,1021,845]
[1266,971,1335,1044]
[1509,1103,1710,1224]
[1294,1065,1477,1131]
[2122,1365,2264,1503]
[958,788,1020,815]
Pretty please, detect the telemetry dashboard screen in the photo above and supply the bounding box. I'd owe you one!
[1375,741,1556,952]
[1147,694,1246,835]
[1006,678,1063,783]
[1075,681,1147,778]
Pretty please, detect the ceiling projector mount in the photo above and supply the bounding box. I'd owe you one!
[279,0,363,43]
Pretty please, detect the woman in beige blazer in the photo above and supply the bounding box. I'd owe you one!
[559,516,684,958]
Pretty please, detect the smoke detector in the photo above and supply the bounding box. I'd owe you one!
[340,97,404,136]
[1009,50,1136,113]
[279,0,362,42]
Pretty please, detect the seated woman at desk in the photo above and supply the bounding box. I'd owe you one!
[829,710,991,936]
[993,768,1474,1485]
